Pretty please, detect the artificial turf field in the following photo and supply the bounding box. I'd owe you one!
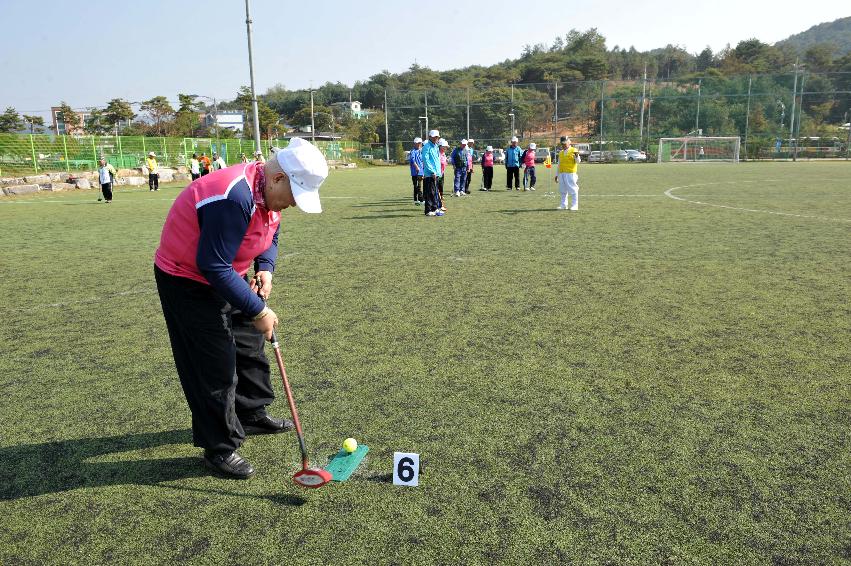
[0,161,849,565]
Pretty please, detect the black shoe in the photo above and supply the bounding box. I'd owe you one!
[203,450,255,479]
[240,414,294,435]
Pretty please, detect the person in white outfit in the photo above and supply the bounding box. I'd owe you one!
[555,136,580,211]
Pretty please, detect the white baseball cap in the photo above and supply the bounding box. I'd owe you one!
[467,138,475,143]
[413,137,422,144]
[439,139,449,147]
[529,142,537,149]
[275,137,328,214]
[486,145,493,151]
[510,136,518,142]
[148,151,155,156]
[461,139,468,145]
[428,129,440,138]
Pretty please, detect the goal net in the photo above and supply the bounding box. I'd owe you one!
[657,136,741,163]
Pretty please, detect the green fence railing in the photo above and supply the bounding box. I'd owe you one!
[0,134,367,177]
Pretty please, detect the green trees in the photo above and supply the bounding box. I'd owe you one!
[140,96,174,136]
[21,114,44,134]
[0,107,23,133]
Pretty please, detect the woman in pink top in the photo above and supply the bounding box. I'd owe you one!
[481,145,495,191]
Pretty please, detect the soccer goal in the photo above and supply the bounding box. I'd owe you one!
[657,136,741,163]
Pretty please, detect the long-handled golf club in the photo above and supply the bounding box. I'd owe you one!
[267,328,332,489]
[257,280,331,489]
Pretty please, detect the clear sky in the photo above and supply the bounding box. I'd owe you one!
[1,0,847,120]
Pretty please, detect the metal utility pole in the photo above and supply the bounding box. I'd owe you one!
[599,80,605,152]
[695,78,702,133]
[424,91,429,134]
[244,0,261,154]
[310,89,316,143]
[553,81,559,149]
[466,88,470,140]
[510,84,515,136]
[384,89,390,161]
[639,64,647,148]
[793,73,806,161]
[789,58,799,141]
[743,76,752,160]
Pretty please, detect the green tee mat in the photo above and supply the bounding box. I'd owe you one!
[325,445,369,481]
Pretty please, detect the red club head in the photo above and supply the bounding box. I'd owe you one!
[293,467,332,489]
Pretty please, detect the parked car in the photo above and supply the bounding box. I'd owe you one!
[610,150,629,162]
[492,148,506,164]
[573,143,591,158]
[534,147,551,163]
[588,151,606,163]
[625,149,647,162]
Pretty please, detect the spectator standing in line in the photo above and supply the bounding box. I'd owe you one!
[212,152,227,171]
[450,139,468,197]
[480,146,494,191]
[190,153,201,180]
[521,142,537,191]
[409,137,424,205]
[146,151,160,191]
[241,153,248,164]
[438,138,449,210]
[421,130,443,217]
[464,138,477,194]
[505,136,522,190]
[97,157,117,203]
[199,152,212,176]
[254,150,266,164]
[555,136,580,211]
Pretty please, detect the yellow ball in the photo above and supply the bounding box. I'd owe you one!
[342,438,358,453]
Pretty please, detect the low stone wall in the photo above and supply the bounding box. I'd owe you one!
[0,167,191,196]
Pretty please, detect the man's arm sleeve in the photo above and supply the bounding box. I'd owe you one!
[196,199,266,317]
[254,224,279,273]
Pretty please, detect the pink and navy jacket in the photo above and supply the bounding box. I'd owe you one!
[522,149,536,167]
[155,162,280,317]
[481,152,494,167]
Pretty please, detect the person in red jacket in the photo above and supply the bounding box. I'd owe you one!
[154,138,328,479]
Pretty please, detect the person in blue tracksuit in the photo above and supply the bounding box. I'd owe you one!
[409,137,424,204]
[421,130,443,216]
[450,140,468,197]
[505,136,522,190]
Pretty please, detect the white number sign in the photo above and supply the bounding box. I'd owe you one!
[392,452,420,487]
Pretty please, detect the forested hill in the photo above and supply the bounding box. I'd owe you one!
[775,16,851,56]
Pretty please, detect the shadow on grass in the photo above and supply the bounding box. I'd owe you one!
[490,208,565,215]
[0,429,209,500]
[350,200,410,208]
[343,213,416,220]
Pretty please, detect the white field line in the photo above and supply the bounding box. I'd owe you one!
[663,179,851,223]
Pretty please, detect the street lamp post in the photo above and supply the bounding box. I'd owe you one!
[508,113,515,138]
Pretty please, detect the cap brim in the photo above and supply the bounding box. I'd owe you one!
[291,179,322,213]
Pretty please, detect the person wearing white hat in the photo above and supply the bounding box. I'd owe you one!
[153,136,329,479]
[409,137,424,205]
[450,139,468,197]
[480,146,495,191]
[505,136,522,190]
[421,130,444,216]
[464,138,477,194]
[555,136,580,210]
[146,151,160,191]
[521,142,537,191]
